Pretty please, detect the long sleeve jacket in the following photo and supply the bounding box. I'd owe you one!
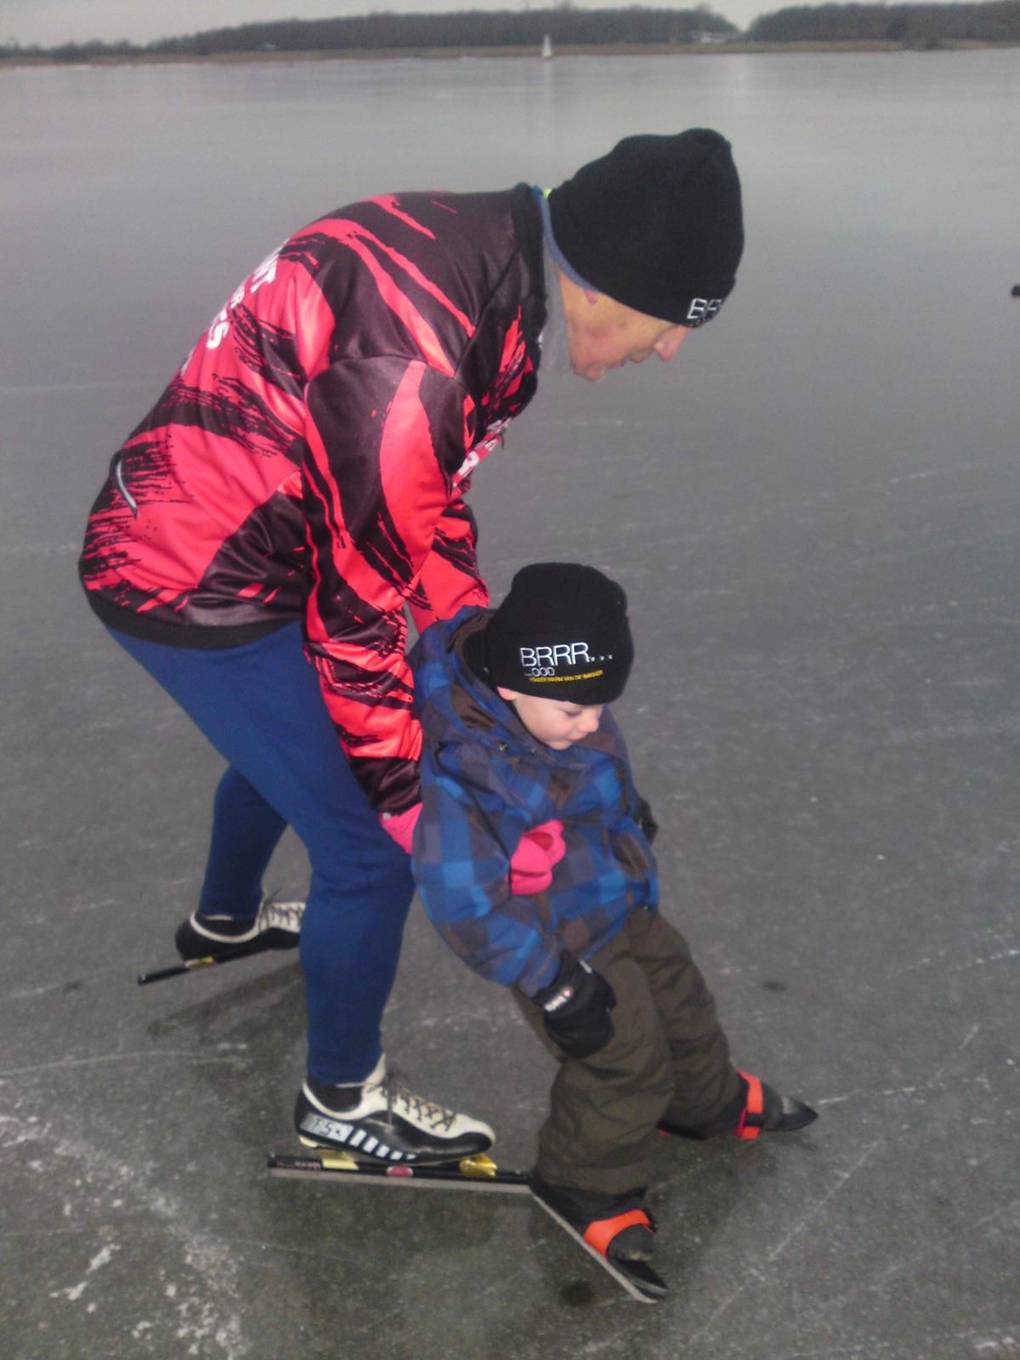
[79,187,546,814]
[410,609,659,997]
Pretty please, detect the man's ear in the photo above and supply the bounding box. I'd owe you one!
[496,686,519,702]
[582,287,602,307]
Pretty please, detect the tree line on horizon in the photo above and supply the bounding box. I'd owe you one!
[750,0,1019,40]
[5,2,1018,61]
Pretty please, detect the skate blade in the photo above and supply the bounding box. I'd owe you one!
[529,1192,668,1303]
[777,1095,819,1133]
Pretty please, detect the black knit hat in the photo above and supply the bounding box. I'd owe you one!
[485,563,634,705]
[548,129,744,327]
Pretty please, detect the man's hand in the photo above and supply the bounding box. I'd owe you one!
[380,803,422,854]
[533,956,616,1059]
[509,820,566,894]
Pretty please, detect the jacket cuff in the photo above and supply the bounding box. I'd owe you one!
[347,754,421,816]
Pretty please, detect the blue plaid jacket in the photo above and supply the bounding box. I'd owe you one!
[410,607,658,997]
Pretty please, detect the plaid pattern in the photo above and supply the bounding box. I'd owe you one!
[410,609,658,996]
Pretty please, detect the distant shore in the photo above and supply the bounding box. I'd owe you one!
[3,38,1015,69]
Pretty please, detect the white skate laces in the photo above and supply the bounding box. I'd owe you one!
[187,893,304,945]
[253,896,304,935]
[373,1069,457,1133]
[333,1058,456,1130]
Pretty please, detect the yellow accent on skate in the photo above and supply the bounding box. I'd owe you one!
[310,1150,501,1178]
[458,1154,500,1179]
[319,1150,361,1171]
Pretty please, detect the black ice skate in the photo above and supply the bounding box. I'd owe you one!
[528,1174,668,1303]
[294,1057,495,1166]
[659,1070,818,1142]
[174,895,304,962]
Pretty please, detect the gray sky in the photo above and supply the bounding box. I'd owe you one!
[7,0,793,48]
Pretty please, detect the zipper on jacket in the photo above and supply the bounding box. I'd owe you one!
[111,453,139,517]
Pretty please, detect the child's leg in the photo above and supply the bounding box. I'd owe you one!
[513,916,674,1197]
[634,912,819,1140]
[627,911,743,1126]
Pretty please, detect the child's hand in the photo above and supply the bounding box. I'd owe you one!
[534,957,616,1059]
[509,820,566,894]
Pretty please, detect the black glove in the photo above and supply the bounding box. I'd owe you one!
[533,957,616,1059]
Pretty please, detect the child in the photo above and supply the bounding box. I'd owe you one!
[409,562,816,1292]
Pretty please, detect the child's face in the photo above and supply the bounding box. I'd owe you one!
[496,688,604,750]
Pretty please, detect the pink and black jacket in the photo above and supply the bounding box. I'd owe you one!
[80,186,546,814]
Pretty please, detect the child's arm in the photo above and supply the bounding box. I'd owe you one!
[412,776,565,998]
[507,820,566,893]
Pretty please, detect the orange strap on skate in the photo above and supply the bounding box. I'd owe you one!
[735,1070,765,1141]
[583,1209,652,1257]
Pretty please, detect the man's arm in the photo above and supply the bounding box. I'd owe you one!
[407,494,488,636]
[302,355,478,814]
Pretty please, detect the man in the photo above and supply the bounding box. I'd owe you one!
[78,128,744,1164]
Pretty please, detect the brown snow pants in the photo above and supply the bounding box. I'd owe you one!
[513,910,740,1196]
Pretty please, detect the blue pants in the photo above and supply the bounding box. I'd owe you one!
[109,621,415,1084]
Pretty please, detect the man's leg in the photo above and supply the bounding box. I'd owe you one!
[108,622,412,1082]
[108,621,494,1159]
[198,766,288,920]
[178,765,299,961]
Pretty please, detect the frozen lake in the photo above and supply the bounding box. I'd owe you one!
[2,47,1019,1360]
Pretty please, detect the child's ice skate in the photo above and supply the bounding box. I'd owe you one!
[528,1173,668,1303]
[659,1070,817,1142]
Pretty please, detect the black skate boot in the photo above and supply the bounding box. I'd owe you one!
[659,1070,818,1142]
[175,895,304,962]
[294,1057,495,1166]
[528,1174,668,1303]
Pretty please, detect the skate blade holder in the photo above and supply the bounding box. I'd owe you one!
[317,1150,501,1177]
[269,1148,530,1192]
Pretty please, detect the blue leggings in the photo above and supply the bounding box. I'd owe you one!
[109,621,415,1084]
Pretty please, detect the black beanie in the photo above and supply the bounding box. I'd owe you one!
[548,128,744,327]
[485,563,633,705]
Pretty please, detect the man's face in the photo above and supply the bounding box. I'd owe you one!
[496,688,605,750]
[562,282,691,383]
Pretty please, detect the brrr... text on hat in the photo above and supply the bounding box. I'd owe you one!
[521,642,610,672]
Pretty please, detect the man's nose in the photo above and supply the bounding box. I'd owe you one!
[654,326,690,362]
